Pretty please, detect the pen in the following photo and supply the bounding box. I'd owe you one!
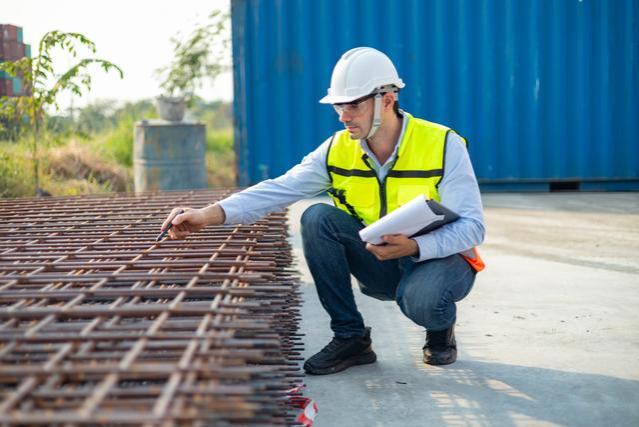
[156,209,184,242]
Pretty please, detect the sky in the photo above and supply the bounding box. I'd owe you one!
[0,0,232,110]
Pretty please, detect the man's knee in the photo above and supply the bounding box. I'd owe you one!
[301,203,332,226]
[301,203,353,238]
[395,258,469,329]
[301,204,333,238]
[396,281,440,327]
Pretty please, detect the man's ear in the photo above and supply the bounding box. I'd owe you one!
[382,94,394,111]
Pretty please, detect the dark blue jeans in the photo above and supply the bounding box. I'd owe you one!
[301,203,476,339]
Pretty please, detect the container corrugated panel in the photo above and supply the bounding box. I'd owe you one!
[0,40,20,60]
[0,24,18,42]
[0,77,13,97]
[231,0,639,189]
[12,76,21,95]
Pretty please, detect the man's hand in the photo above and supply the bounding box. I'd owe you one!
[365,234,419,261]
[160,204,225,240]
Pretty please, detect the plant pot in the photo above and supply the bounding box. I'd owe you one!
[155,96,186,122]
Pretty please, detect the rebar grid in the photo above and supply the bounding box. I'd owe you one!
[0,189,305,426]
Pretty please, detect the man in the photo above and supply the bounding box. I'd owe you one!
[161,47,485,375]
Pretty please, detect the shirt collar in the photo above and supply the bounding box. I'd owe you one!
[358,110,408,167]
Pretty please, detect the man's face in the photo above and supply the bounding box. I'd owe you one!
[333,95,374,139]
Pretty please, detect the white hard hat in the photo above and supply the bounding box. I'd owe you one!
[319,47,405,104]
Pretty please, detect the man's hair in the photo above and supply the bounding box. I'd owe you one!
[393,100,400,116]
[379,86,401,117]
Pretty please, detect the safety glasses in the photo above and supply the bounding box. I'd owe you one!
[332,93,376,115]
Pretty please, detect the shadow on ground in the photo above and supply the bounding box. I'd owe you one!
[304,357,639,427]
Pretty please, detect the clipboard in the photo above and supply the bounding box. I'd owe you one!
[358,194,459,244]
[413,199,459,236]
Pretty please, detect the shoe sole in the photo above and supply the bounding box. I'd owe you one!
[304,350,377,375]
[423,351,457,366]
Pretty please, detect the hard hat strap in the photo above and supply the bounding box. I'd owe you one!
[366,93,383,140]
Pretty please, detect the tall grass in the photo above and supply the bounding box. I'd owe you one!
[0,141,34,197]
[90,114,136,167]
[0,100,236,198]
[0,137,126,197]
[206,127,235,187]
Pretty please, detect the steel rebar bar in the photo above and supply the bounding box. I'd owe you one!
[0,189,305,426]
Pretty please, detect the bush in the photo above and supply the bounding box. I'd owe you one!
[48,140,130,192]
[90,100,157,167]
[99,115,135,167]
[0,136,131,198]
[206,128,235,187]
[0,99,236,198]
[0,141,34,197]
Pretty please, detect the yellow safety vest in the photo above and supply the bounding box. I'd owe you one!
[326,112,485,272]
[326,112,458,224]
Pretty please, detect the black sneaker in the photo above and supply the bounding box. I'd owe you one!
[304,327,377,375]
[423,324,457,366]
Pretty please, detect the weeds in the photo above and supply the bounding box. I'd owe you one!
[0,142,33,198]
[0,100,235,198]
[206,128,234,187]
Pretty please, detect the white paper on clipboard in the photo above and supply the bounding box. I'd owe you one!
[358,194,459,245]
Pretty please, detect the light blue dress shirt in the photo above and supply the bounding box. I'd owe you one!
[219,111,485,262]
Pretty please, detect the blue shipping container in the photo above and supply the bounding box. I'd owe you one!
[231,0,639,190]
[11,76,21,95]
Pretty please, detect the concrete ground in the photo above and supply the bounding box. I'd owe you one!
[286,193,639,427]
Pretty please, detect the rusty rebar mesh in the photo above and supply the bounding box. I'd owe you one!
[0,189,305,426]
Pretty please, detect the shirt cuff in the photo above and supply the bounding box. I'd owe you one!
[217,198,241,224]
[410,234,439,262]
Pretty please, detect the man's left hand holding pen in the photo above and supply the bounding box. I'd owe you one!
[158,204,227,241]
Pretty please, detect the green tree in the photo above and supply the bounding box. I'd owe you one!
[76,99,118,134]
[155,10,230,102]
[0,30,123,194]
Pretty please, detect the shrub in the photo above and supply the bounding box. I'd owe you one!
[0,141,33,197]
